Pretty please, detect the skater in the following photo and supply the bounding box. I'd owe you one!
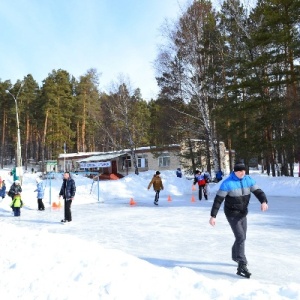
[0,180,6,199]
[59,172,76,223]
[193,170,209,200]
[34,177,45,210]
[215,169,224,182]
[209,161,269,278]
[8,180,23,216]
[176,168,182,178]
[147,171,164,205]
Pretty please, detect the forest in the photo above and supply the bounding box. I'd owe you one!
[0,0,299,176]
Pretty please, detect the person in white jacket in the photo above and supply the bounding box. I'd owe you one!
[35,177,45,210]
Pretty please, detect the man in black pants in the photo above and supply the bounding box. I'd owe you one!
[59,172,76,223]
[209,162,268,278]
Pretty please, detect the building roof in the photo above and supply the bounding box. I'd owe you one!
[78,152,127,162]
[58,145,181,160]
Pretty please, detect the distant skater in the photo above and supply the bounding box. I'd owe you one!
[147,171,164,205]
[59,172,76,223]
[215,169,224,182]
[8,180,23,217]
[35,177,45,210]
[193,170,209,200]
[176,168,182,178]
[0,180,6,199]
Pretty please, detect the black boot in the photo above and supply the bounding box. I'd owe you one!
[237,262,251,278]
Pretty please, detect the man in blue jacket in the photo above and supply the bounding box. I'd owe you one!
[59,172,76,223]
[209,162,268,278]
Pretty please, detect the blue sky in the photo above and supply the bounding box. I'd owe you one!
[0,0,189,100]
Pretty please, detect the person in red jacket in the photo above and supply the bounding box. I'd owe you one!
[193,170,209,200]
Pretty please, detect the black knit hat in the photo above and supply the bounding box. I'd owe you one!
[156,171,160,175]
[234,162,246,172]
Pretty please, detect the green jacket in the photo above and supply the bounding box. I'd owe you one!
[10,195,23,208]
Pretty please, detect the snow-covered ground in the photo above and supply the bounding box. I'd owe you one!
[0,167,299,299]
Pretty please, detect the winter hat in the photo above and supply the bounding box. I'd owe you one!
[14,180,20,184]
[234,162,246,172]
[156,171,160,175]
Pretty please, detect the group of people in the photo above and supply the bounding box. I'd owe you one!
[147,163,269,278]
[4,172,76,222]
[4,164,269,278]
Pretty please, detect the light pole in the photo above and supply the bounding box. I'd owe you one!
[6,85,23,184]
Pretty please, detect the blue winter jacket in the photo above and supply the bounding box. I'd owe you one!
[35,181,44,199]
[211,172,267,218]
[0,184,6,198]
[59,178,76,200]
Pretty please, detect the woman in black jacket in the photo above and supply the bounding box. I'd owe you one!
[59,172,76,223]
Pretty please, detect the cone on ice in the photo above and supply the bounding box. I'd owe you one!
[168,195,172,202]
[191,195,196,202]
[192,184,196,191]
[129,198,137,206]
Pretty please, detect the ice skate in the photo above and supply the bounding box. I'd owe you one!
[237,262,251,278]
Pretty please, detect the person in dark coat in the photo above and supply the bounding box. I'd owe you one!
[209,162,268,277]
[176,168,182,178]
[59,172,76,223]
[193,170,209,200]
[215,169,224,182]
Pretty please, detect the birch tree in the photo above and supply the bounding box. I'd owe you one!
[155,0,223,172]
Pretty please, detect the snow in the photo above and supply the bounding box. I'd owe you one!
[0,167,299,300]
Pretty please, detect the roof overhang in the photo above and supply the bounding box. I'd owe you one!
[78,152,127,162]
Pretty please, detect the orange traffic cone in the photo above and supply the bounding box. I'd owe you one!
[168,195,172,202]
[192,184,196,191]
[129,198,137,206]
[191,195,196,203]
[52,202,58,208]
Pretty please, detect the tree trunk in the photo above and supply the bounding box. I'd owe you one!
[1,112,7,168]
[41,110,49,173]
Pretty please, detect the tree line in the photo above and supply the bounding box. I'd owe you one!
[1,0,299,176]
[155,0,300,176]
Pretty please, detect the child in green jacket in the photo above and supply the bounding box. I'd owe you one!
[8,180,23,216]
[10,195,23,216]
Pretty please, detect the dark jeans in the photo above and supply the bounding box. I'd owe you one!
[226,215,248,264]
[13,207,21,216]
[154,190,160,202]
[64,199,72,221]
[38,198,45,210]
[198,185,207,200]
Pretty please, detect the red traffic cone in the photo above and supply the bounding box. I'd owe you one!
[191,195,196,203]
[168,195,172,202]
[129,198,137,206]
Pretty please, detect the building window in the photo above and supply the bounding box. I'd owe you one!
[158,154,170,167]
[124,156,131,168]
[138,157,148,168]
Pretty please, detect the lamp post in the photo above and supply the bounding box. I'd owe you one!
[6,86,23,184]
